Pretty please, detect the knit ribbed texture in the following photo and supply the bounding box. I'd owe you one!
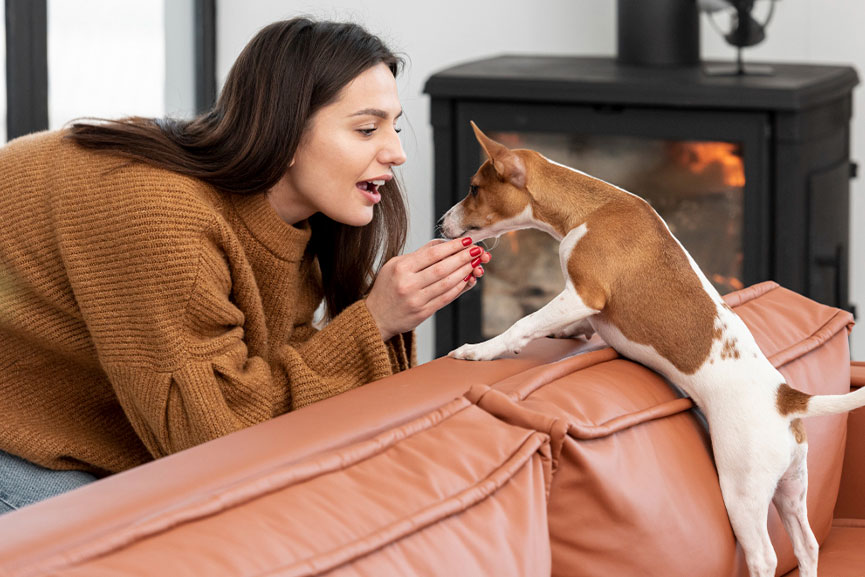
[0,130,413,475]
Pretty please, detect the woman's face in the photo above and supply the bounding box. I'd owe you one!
[269,62,406,226]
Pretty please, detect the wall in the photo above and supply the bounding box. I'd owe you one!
[217,0,864,363]
[165,0,196,119]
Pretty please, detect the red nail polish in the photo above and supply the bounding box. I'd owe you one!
[463,273,472,282]
[477,266,484,276]
[470,247,482,257]
[471,257,481,267]
[461,237,472,246]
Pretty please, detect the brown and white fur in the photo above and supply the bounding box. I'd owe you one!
[441,122,865,577]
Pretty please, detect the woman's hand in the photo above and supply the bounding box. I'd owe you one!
[366,237,491,341]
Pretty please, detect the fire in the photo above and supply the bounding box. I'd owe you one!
[670,141,745,188]
[711,274,745,291]
[506,231,519,252]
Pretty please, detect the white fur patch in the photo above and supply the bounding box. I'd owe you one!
[559,223,588,268]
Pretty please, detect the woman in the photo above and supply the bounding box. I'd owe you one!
[0,17,489,514]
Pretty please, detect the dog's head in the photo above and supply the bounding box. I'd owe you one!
[440,122,535,241]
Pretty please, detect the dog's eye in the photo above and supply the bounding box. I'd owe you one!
[469,185,479,197]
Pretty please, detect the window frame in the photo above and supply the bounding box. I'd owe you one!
[4,0,215,140]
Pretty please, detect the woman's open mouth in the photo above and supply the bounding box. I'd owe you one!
[356,180,385,204]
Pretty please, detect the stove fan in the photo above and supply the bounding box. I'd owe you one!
[698,0,780,75]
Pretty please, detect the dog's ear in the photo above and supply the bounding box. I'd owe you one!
[471,121,526,189]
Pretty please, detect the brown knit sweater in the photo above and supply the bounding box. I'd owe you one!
[0,130,414,476]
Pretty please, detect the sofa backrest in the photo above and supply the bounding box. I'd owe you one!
[0,397,554,577]
[0,282,854,577]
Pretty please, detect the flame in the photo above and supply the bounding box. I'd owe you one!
[671,142,745,188]
[711,274,745,291]
[506,231,519,252]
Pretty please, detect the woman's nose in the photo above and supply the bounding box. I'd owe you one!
[380,128,407,167]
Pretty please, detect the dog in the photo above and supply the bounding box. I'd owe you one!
[440,122,865,577]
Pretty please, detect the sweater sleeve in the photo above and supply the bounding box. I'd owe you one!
[279,300,412,409]
[386,331,415,374]
[97,240,414,458]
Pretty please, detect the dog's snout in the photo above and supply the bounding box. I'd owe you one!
[440,206,464,239]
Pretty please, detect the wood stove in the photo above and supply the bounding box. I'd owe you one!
[425,56,858,357]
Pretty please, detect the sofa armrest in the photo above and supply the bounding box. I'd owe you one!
[834,361,865,520]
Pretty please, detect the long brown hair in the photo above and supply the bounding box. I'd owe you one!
[66,17,407,320]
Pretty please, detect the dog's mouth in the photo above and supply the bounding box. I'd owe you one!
[457,226,480,237]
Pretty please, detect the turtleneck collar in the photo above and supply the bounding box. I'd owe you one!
[228,192,312,261]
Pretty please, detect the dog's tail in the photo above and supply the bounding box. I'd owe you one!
[779,383,865,418]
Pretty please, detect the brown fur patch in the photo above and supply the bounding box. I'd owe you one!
[564,194,720,374]
[790,418,807,444]
[720,337,740,360]
[529,158,621,238]
[776,384,811,416]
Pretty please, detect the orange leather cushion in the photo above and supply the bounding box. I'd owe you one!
[1,398,552,577]
[782,520,865,577]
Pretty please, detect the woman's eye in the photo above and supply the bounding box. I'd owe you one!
[358,127,376,136]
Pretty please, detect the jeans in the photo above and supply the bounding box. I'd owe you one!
[0,449,97,516]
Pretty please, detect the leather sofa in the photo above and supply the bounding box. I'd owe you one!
[0,281,861,577]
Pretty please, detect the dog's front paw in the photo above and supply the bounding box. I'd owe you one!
[448,340,507,361]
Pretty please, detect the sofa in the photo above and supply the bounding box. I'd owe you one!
[0,281,861,577]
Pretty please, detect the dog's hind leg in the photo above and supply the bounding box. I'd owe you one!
[772,442,819,577]
[719,470,778,577]
[713,431,789,577]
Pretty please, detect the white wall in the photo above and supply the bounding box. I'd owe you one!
[217,0,864,363]
[47,0,165,128]
[165,0,196,119]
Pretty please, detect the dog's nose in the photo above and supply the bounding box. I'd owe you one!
[440,208,462,239]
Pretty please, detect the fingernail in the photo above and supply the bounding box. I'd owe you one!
[471,257,482,267]
[461,237,472,246]
[476,266,484,276]
[470,247,482,257]
[463,273,472,282]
